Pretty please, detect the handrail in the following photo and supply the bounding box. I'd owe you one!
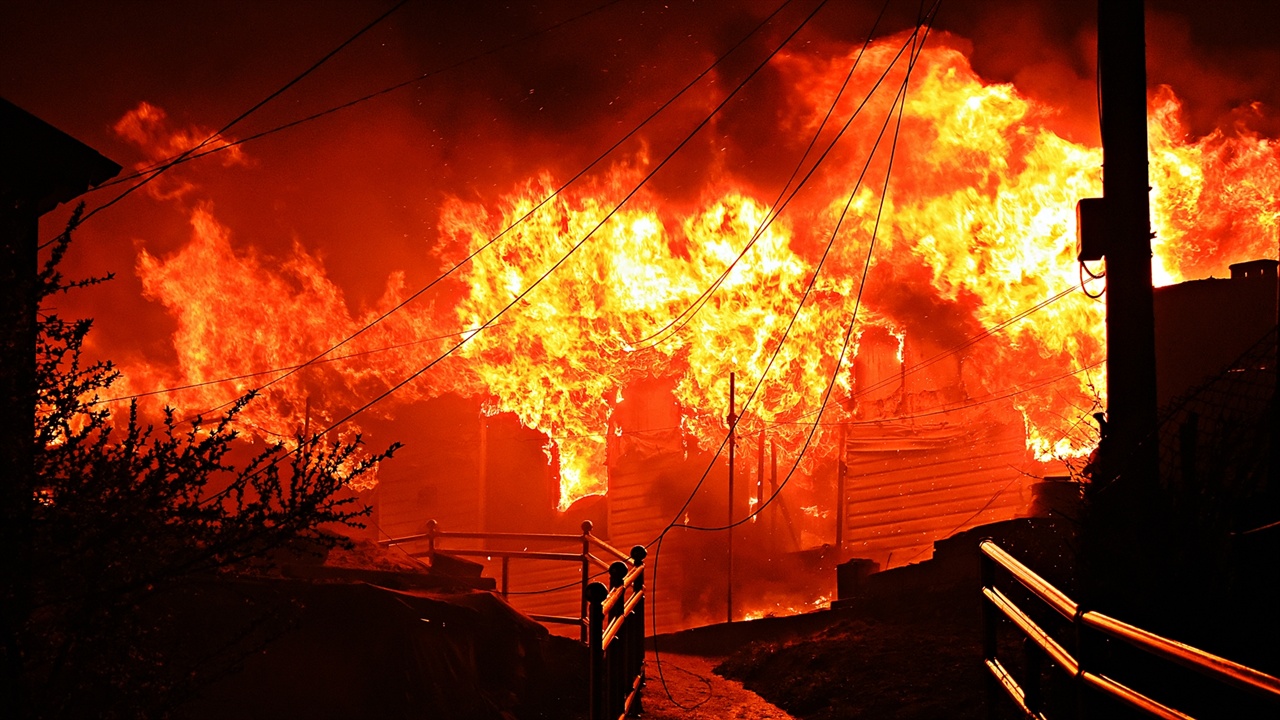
[589,535,633,563]
[431,529,585,543]
[384,520,647,720]
[979,539,1280,719]
[587,547,647,720]
[528,613,583,626]
[424,548,583,563]
[383,519,597,609]
[981,541,1078,620]
[377,528,584,545]
[983,586,1079,676]
[1079,672,1191,720]
[602,588,644,648]
[984,657,1045,720]
[1082,612,1280,700]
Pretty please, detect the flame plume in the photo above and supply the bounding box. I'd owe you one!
[128,34,1277,508]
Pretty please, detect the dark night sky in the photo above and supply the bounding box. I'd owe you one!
[2,0,1277,394]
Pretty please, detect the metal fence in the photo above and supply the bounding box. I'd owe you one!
[383,520,646,720]
[980,539,1280,719]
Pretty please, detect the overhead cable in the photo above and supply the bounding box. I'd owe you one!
[87,0,629,193]
[182,0,807,426]
[38,0,415,248]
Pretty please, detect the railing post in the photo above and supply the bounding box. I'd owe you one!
[630,545,648,715]
[608,561,627,717]
[609,562,627,621]
[581,520,593,644]
[980,541,1000,720]
[588,581,607,720]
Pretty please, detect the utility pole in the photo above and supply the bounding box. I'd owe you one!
[1097,0,1159,489]
[726,372,736,625]
[1077,1,1159,495]
[1076,0,1161,616]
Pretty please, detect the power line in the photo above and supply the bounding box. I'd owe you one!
[92,320,513,406]
[675,1,936,535]
[85,0,630,194]
[627,2,914,351]
[177,0,807,429]
[258,0,835,445]
[37,0,415,249]
[643,18,935,545]
[769,358,1107,427]
[799,283,1088,420]
[186,0,830,530]
[299,0,857,625]
[649,9,930,685]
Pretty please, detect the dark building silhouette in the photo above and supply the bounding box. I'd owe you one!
[1154,259,1278,407]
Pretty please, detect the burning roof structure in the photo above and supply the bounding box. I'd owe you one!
[4,1,1277,628]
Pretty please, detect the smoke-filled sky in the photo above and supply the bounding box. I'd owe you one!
[3,0,1277,443]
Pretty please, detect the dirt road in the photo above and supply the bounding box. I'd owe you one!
[637,652,797,720]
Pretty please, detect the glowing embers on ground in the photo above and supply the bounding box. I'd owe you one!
[128,34,1278,509]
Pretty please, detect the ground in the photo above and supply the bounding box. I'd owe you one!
[639,589,1015,720]
[635,518,1079,719]
[640,652,798,720]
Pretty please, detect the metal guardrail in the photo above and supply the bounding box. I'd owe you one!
[587,548,647,720]
[382,520,646,720]
[980,539,1280,719]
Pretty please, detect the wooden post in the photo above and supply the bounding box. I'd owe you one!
[770,439,778,541]
[630,544,647,714]
[608,561,627,716]
[477,413,488,528]
[580,520,593,644]
[756,429,765,512]
[981,547,1000,720]
[1098,0,1159,491]
[608,562,627,624]
[1074,606,1096,720]
[727,372,736,624]
[837,422,847,550]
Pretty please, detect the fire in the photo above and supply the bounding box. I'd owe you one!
[1148,86,1280,285]
[742,594,833,622]
[435,182,823,507]
[124,205,457,488]
[125,33,1277,507]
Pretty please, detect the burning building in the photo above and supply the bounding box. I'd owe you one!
[6,3,1277,631]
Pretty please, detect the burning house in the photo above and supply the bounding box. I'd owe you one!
[5,2,1276,636]
[340,31,1278,629]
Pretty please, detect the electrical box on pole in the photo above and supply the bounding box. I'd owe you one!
[1075,197,1110,262]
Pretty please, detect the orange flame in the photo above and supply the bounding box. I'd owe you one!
[127,34,1277,508]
